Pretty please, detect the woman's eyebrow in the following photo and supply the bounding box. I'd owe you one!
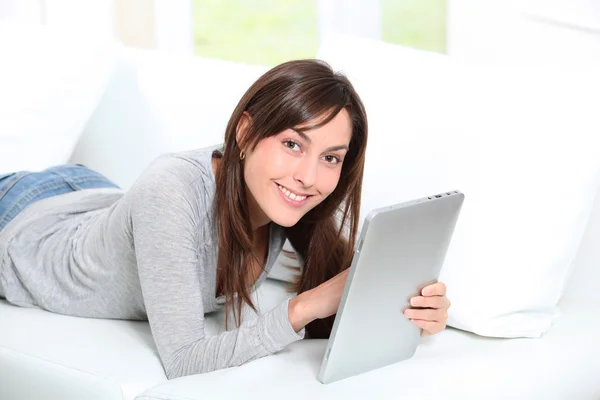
[291,128,313,144]
[291,128,349,152]
[325,145,350,152]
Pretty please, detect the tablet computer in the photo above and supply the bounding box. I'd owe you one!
[317,190,465,384]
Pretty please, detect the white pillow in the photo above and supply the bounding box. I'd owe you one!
[0,23,119,174]
[316,34,600,338]
[70,48,270,189]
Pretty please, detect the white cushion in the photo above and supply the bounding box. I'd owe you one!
[316,34,600,338]
[70,49,269,189]
[0,23,118,173]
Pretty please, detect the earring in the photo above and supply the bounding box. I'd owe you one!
[239,151,246,160]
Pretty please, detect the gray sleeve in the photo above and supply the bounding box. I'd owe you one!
[128,157,304,379]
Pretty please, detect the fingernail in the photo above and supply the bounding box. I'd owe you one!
[410,298,416,306]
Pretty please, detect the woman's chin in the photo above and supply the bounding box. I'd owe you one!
[271,215,301,228]
[265,207,304,228]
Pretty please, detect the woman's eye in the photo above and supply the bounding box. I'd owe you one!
[283,140,300,151]
[324,155,341,165]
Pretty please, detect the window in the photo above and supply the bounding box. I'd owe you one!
[192,0,318,65]
[190,0,447,65]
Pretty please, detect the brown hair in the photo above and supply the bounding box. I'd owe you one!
[212,59,368,338]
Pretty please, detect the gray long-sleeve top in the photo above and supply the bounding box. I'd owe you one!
[0,145,305,379]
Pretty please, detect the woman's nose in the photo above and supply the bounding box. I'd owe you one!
[293,157,318,188]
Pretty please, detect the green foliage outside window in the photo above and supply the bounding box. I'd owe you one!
[192,0,445,66]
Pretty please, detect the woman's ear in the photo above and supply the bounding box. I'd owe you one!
[236,112,252,148]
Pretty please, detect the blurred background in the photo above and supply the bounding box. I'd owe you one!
[1,0,598,66]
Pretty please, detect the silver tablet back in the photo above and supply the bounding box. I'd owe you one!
[317,190,465,384]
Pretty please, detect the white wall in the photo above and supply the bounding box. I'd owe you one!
[448,0,600,65]
[523,0,600,32]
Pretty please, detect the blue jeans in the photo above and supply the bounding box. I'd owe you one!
[0,164,120,232]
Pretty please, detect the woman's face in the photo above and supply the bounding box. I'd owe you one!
[242,109,353,229]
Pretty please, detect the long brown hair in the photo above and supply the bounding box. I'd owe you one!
[212,59,368,338]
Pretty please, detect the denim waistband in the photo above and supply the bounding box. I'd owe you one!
[0,164,120,232]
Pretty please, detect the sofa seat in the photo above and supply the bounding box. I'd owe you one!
[139,302,600,400]
[0,300,165,400]
[1,258,599,400]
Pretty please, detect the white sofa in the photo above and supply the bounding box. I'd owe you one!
[1,43,600,399]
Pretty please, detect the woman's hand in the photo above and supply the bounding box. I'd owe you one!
[289,273,450,336]
[288,269,349,331]
[404,282,450,336]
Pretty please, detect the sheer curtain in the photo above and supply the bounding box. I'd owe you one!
[318,0,382,40]
[0,0,113,37]
[4,0,597,65]
[0,0,193,54]
[0,0,381,57]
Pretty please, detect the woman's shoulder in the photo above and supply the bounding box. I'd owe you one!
[127,145,222,206]
[138,146,219,186]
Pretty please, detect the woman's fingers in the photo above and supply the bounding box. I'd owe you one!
[402,282,450,336]
[404,307,447,322]
[410,319,444,335]
[421,282,446,296]
[410,295,450,309]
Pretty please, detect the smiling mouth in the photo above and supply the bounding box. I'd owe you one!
[276,183,313,202]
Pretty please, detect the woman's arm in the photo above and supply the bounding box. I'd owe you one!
[271,248,350,332]
[288,269,350,331]
[129,158,304,379]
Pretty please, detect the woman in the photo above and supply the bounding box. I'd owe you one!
[0,60,450,379]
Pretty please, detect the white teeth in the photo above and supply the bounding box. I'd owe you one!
[278,185,307,201]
